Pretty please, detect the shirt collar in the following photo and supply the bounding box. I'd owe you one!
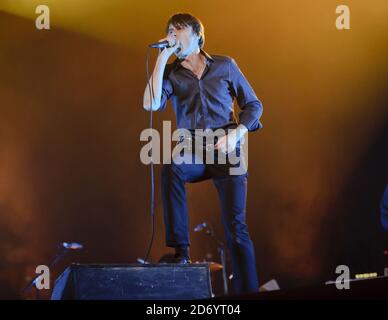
[173,49,214,70]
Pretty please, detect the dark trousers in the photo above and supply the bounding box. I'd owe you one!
[161,142,259,294]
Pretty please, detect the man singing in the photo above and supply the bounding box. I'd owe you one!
[143,13,263,294]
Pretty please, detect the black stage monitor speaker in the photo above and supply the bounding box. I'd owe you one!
[51,263,213,300]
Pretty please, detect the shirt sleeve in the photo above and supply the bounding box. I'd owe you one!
[159,66,174,111]
[229,58,263,132]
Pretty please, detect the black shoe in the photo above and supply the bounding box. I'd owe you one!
[173,246,191,264]
[173,253,192,264]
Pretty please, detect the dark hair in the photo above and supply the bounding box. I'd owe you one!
[165,13,205,49]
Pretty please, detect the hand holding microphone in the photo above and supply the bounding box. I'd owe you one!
[150,34,181,57]
[143,34,181,112]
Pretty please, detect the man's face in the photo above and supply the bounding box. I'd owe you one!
[167,24,200,59]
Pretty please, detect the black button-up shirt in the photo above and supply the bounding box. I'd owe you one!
[160,50,263,132]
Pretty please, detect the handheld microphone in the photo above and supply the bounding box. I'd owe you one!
[149,41,181,54]
[62,242,83,250]
[194,222,208,232]
[148,40,170,48]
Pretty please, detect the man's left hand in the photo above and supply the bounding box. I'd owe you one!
[214,124,248,154]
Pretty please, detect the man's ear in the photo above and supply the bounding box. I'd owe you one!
[196,34,201,48]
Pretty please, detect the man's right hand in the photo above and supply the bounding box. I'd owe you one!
[158,35,181,58]
[143,34,180,111]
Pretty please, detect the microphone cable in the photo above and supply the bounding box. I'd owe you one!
[143,46,156,263]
